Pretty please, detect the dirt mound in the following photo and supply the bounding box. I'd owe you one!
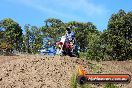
[0,55,89,88]
[0,55,131,88]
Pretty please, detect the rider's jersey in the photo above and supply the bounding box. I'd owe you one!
[65,31,75,41]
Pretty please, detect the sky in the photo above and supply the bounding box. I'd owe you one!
[0,0,132,32]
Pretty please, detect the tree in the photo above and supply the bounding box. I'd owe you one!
[42,18,65,42]
[23,25,43,53]
[101,9,132,60]
[30,26,43,53]
[0,18,22,55]
[67,21,99,52]
[23,24,31,53]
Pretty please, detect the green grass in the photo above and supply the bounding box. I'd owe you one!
[104,83,118,88]
[80,84,91,88]
[70,74,77,88]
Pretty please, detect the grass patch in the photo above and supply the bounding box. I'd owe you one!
[104,83,118,88]
[70,73,91,88]
[70,74,77,88]
[79,52,87,59]
[80,84,91,88]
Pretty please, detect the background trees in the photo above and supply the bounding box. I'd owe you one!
[0,9,131,60]
[99,9,132,60]
[66,21,100,52]
[78,9,132,61]
[41,18,65,42]
[0,18,22,55]
[23,25,43,53]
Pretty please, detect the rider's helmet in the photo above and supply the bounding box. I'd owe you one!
[66,27,71,34]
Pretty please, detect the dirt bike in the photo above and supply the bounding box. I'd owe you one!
[56,36,79,58]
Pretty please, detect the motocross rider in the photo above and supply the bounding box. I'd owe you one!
[56,27,75,54]
[65,27,75,43]
[65,27,75,49]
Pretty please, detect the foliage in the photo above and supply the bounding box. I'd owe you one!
[0,18,22,54]
[0,9,131,59]
[67,21,99,52]
[42,18,65,42]
[70,74,77,88]
[40,19,98,53]
[22,25,43,53]
[80,84,91,88]
[78,10,132,61]
[104,83,118,88]
[100,9,132,60]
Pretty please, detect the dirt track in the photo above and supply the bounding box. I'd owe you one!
[0,55,131,88]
